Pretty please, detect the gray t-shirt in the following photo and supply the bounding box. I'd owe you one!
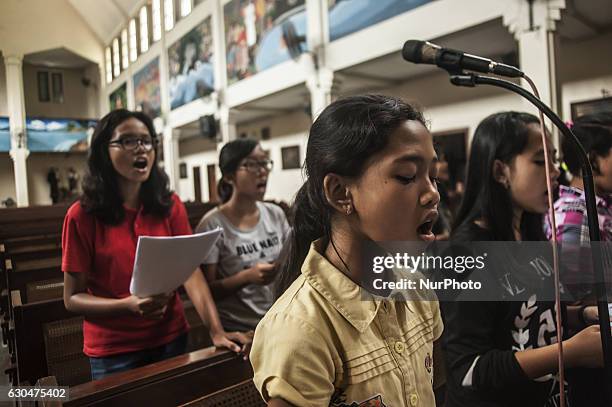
[196,202,290,331]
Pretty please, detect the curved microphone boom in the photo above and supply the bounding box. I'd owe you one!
[402,40,524,78]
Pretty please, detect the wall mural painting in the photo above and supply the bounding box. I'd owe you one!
[0,117,9,152]
[168,18,215,110]
[109,83,128,111]
[224,0,306,84]
[26,117,97,152]
[328,0,434,41]
[133,57,162,119]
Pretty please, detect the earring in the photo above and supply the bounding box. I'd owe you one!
[344,203,353,215]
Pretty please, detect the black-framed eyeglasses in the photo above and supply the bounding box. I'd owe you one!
[239,159,273,173]
[108,137,156,152]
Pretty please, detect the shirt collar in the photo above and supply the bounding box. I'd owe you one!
[300,239,381,333]
[559,185,612,209]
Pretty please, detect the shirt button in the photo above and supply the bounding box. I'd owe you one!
[409,393,418,406]
[394,341,405,354]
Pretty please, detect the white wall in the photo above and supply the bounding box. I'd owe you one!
[558,32,612,120]
[23,64,99,119]
[26,153,87,206]
[0,60,7,116]
[369,70,526,144]
[561,74,612,121]
[0,0,104,65]
[178,136,218,202]
[0,154,16,204]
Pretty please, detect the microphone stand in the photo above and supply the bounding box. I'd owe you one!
[449,71,612,404]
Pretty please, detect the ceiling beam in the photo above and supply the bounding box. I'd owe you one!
[235,106,297,114]
[337,71,400,86]
[566,0,603,34]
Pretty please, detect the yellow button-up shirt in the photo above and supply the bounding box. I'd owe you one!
[251,240,443,406]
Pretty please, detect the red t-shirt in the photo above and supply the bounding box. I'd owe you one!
[61,193,190,357]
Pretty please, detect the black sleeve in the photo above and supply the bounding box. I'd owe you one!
[441,301,532,398]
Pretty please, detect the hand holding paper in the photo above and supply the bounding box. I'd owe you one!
[130,228,222,297]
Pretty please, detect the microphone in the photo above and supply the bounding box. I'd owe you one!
[402,40,523,78]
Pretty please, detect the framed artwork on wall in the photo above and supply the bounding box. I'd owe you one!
[281,145,300,170]
[179,163,188,179]
[571,96,612,120]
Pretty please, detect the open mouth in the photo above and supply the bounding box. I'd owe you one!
[417,211,438,241]
[256,181,267,190]
[133,158,148,170]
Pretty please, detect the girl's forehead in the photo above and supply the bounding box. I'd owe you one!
[382,121,435,158]
[523,124,554,153]
[114,118,149,135]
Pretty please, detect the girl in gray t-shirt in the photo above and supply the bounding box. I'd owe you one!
[196,139,290,332]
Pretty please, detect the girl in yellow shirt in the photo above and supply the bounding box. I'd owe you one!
[251,94,444,407]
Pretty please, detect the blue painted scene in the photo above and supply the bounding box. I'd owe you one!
[224,0,306,84]
[168,18,215,110]
[328,0,434,41]
[26,118,97,152]
[0,117,9,152]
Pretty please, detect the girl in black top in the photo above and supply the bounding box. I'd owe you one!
[443,112,603,407]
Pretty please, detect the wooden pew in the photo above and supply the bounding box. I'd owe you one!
[64,347,260,407]
[4,257,62,304]
[0,204,69,242]
[10,291,75,385]
[184,201,218,230]
[1,201,221,386]
[8,291,213,387]
[180,380,264,407]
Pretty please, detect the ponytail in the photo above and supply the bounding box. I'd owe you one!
[217,178,233,203]
[275,182,329,298]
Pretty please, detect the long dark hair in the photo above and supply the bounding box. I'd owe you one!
[217,138,259,203]
[453,111,544,241]
[562,112,612,176]
[81,109,172,224]
[275,94,426,297]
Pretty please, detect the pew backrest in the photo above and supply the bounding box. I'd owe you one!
[64,348,255,406]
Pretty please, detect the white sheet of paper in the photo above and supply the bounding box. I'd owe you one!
[130,228,222,297]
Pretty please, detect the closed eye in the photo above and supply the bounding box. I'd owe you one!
[395,175,416,184]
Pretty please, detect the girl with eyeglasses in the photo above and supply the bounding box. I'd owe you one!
[196,139,290,332]
[62,109,251,380]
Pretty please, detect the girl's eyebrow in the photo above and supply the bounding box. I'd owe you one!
[392,153,438,165]
[115,132,152,139]
[533,148,557,156]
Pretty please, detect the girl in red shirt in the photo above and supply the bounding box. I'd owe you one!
[62,109,250,379]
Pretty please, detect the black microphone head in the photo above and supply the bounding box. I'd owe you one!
[402,40,425,63]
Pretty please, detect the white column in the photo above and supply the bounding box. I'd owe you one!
[217,104,237,149]
[306,66,334,119]
[211,0,227,92]
[305,0,333,120]
[504,0,565,111]
[162,126,180,192]
[4,54,29,207]
[99,62,110,118]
